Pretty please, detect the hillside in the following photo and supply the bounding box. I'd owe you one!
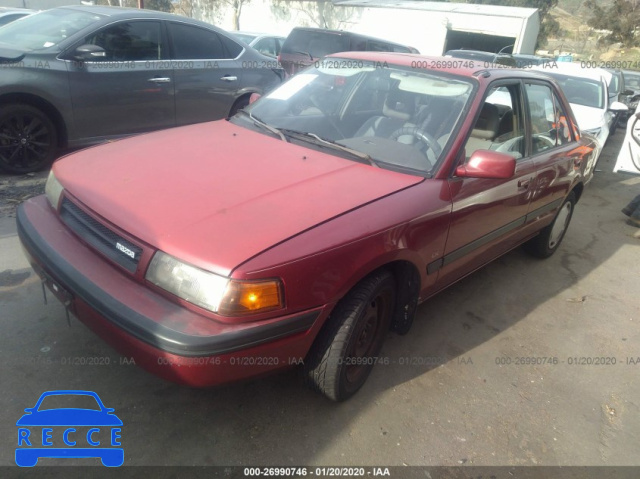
[543,0,640,65]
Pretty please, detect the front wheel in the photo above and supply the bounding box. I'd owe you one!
[0,104,58,174]
[304,270,396,401]
[525,192,576,259]
[228,96,250,118]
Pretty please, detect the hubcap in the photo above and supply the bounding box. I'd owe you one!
[345,290,392,384]
[0,113,52,171]
[549,201,572,249]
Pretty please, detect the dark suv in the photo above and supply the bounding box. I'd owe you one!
[279,27,418,76]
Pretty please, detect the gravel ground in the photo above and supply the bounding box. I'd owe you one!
[0,170,48,218]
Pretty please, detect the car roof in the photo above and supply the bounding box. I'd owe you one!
[0,7,34,13]
[533,62,611,84]
[326,51,561,81]
[0,9,34,16]
[234,31,284,38]
[45,5,230,36]
[56,5,214,25]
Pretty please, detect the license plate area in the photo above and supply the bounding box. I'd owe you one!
[32,263,73,306]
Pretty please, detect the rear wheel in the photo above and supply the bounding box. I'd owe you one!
[304,270,395,401]
[525,192,576,259]
[0,104,57,174]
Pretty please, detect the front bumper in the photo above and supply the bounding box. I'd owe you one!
[17,196,327,387]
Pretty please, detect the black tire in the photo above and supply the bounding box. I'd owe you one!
[0,103,58,174]
[525,192,576,259]
[304,270,396,401]
[229,95,251,117]
[609,114,619,137]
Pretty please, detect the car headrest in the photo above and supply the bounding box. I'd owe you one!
[383,88,415,121]
[471,102,500,140]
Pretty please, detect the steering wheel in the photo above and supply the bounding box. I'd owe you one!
[308,93,345,139]
[390,126,442,159]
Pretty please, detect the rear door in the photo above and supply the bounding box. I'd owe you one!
[168,22,244,125]
[522,81,583,228]
[435,81,538,287]
[66,20,175,140]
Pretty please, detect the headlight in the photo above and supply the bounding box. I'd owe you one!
[45,170,64,210]
[146,252,284,316]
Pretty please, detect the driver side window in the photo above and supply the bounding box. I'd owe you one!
[85,21,163,61]
[464,84,526,161]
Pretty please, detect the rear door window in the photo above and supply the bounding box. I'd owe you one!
[169,23,231,59]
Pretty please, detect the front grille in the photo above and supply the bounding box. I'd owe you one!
[60,198,143,273]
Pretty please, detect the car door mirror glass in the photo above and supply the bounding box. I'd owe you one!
[73,44,106,61]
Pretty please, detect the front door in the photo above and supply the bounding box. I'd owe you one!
[66,20,175,141]
[437,81,538,287]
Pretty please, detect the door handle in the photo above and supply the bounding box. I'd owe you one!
[148,77,171,83]
[220,75,238,82]
[518,177,532,189]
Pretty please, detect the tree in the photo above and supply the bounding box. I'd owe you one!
[219,0,251,30]
[145,0,174,12]
[174,0,225,25]
[585,0,640,48]
[270,0,362,30]
[466,0,562,48]
[95,0,172,10]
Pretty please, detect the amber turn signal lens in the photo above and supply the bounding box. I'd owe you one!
[218,280,283,316]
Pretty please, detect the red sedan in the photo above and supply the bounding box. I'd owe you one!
[17,53,596,401]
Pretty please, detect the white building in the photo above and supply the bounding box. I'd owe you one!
[335,0,540,55]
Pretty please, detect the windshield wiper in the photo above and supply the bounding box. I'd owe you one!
[295,50,313,61]
[280,130,381,168]
[236,110,287,142]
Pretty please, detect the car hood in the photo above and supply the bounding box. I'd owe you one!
[55,121,423,276]
[569,103,606,131]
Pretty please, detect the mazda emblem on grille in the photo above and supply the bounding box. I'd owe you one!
[116,242,136,259]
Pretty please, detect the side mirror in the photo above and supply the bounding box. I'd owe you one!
[73,44,106,61]
[456,150,516,179]
[609,101,629,112]
[249,92,261,105]
[622,89,635,96]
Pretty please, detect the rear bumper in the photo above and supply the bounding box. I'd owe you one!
[17,196,327,387]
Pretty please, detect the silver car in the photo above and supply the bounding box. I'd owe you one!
[0,6,284,173]
[230,31,286,58]
[0,7,34,28]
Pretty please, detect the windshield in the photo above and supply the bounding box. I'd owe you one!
[0,9,103,51]
[238,60,474,174]
[544,72,604,109]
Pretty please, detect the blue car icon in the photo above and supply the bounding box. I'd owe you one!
[16,390,123,467]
